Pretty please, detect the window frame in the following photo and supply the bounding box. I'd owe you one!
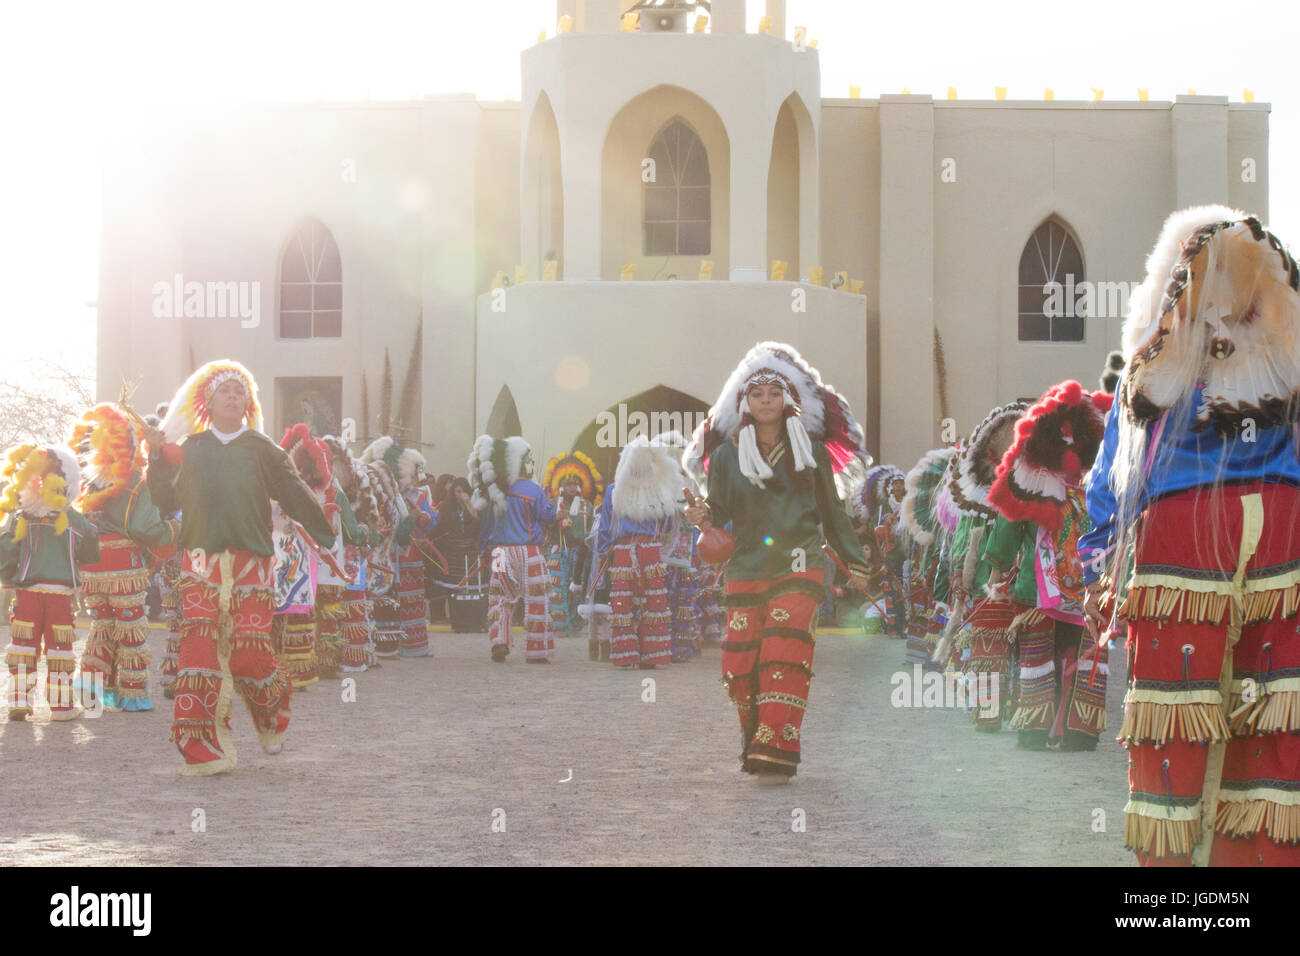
[1017,218,1086,343]
[279,219,343,340]
[642,118,711,257]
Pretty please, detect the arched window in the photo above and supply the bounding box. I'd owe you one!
[280,219,342,338]
[643,119,710,256]
[1018,218,1084,342]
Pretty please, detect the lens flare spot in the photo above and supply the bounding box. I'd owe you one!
[762,535,774,547]
[555,355,590,391]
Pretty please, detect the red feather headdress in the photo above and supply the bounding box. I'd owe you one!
[281,423,332,494]
[989,381,1111,534]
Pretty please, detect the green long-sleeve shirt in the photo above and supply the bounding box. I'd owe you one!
[85,475,180,548]
[702,437,874,581]
[148,430,335,557]
[0,509,100,588]
[335,487,366,546]
[982,515,1039,605]
[949,513,995,594]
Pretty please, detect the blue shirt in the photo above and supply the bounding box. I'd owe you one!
[478,478,556,548]
[1080,382,1300,584]
[595,482,673,557]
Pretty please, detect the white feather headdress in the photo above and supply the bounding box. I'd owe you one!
[683,341,870,495]
[612,435,684,524]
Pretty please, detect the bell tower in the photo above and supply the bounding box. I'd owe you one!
[522,0,819,282]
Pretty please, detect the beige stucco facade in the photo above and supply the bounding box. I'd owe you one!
[97,0,1269,476]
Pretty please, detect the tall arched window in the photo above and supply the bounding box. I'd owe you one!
[280,219,342,338]
[1018,218,1084,342]
[643,119,710,256]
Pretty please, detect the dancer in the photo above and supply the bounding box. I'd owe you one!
[1081,206,1300,865]
[898,447,957,669]
[945,401,1028,730]
[542,451,602,635]
[985,384,1110,749]
[72,402,180,712]
[322,435,374,673]
[362,452,409,661]
[0,444,99,720]
[578,502,614,661]
[468,435,557,663]
[594,434,682,669]
[270,424,337,688]
[146,360,333,775]
[851,465,905,636]
[362,437,437,658]
[683,342,879,781]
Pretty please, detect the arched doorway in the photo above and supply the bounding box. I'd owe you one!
[569,384,710,484]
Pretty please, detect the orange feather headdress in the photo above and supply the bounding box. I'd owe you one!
[542,451,604,508]
[70,402,142,514]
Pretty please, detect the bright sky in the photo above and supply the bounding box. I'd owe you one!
[2,0,1296,389]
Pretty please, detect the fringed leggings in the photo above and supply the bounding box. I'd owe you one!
[1118,481,1300,866]
[5,587,77,718]
[171,550,292,776]
[487,544,553,660]
[609,537,671,669]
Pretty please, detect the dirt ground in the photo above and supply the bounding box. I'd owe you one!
[0,621,1133,866]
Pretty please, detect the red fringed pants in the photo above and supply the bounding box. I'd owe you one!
[397,548,429,658]
[80,534,153,708]
[1120,482,1300,866]
[487,544,553,661]
[609,537,672,669]
[5,587,77,718]
[339,589,370,672]
[314,583,346,678]
[171,550,292,776]
[722,569,824,776]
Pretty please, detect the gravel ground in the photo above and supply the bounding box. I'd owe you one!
[0,622,1133,865]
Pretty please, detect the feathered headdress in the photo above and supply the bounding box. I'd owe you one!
[281,423,332,494]
[0,443,81,540]
[950,401,1029,519]
[321,435,368,511]
[683,341,871,497]
[158,359,262,443]
[542,451,604,509]
[1121,205,1300,433]
[899,447,957,548]
[360,435,426,493]
[363,458,401,530]
[70,402,142,514]
[611,434,684,524]
[989,381,1111,534]
[933,451,962,535]
[466,434,534,517]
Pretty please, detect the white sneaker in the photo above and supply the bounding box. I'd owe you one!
[262,742,283,755]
